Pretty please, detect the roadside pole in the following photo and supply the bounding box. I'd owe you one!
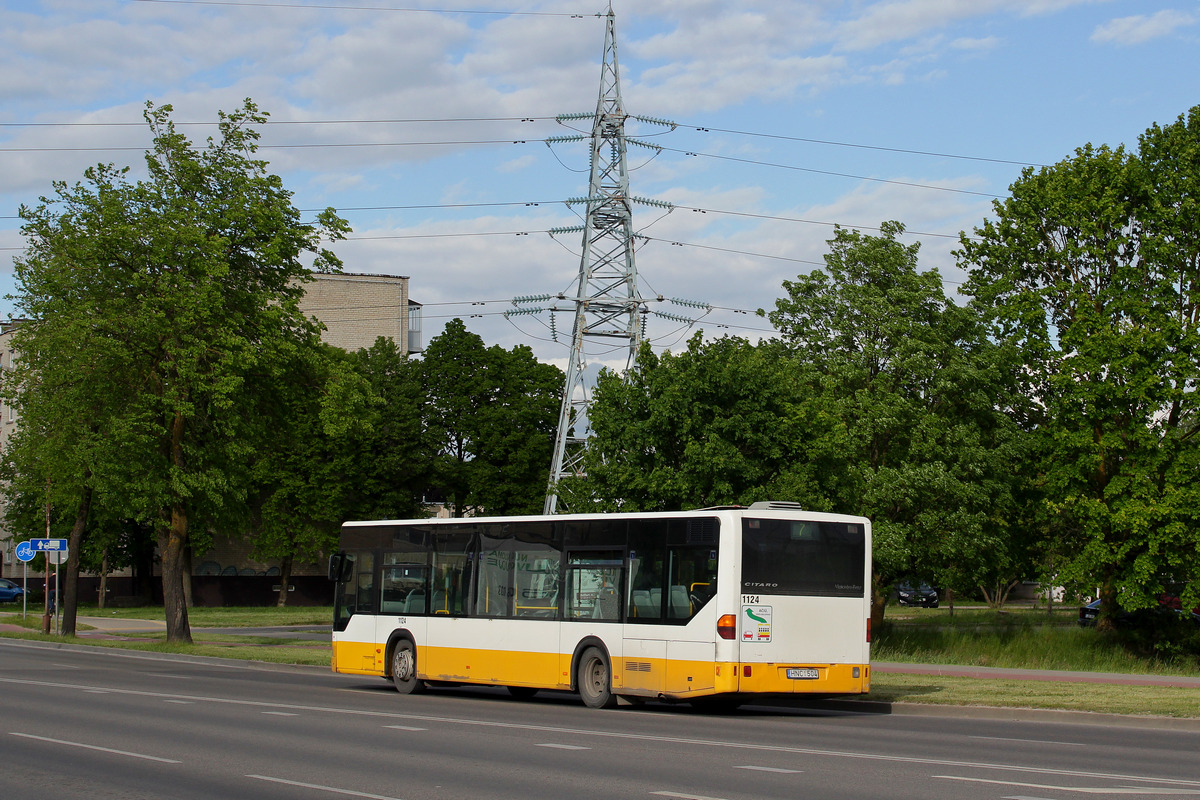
[15,540,35,619]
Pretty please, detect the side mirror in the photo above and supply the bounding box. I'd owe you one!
[328,553,344,582]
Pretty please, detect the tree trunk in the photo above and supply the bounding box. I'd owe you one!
[60,484,93,637]
[182,544,194,609]
[160,503,193,644]
[98,551,108,611]
[276,553,294,607]
[1096,577,1119,634]
[870,570,887,635]
[161,409,193,643]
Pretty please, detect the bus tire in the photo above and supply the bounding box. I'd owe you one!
[390,639,426,695]
[577,647,617,709]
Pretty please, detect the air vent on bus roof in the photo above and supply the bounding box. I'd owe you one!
[748,501,805,510]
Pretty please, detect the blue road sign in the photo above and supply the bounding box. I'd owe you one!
[15,541,35,562]
[30,538,68,552]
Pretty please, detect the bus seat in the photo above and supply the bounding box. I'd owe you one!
[669,585,691,618]
[631,589,655,618]
[404,592,426,614]
[594,587,619,620]
[431,590,447,614]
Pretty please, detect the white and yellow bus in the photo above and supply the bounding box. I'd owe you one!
[328,502,871,709]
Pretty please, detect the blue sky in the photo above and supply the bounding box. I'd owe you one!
[2,0,1197,367]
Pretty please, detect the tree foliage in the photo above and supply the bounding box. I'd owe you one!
[959,106,1200,627]
[6,100,348,641]
[579,334,799,511]
[420,319,563,516]
[768,222,1030,618]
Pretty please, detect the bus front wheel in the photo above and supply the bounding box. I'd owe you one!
[577,647,617,709]
[390,640,426,695]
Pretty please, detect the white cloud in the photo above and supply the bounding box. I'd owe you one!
[1091,10,1195,45]
[950,36,1001,51]
[833,0,1106,51]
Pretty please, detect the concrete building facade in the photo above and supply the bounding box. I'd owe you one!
[296,272,422,354]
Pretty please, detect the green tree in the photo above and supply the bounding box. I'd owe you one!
[247,344,372,606]
[959,107,1200,628]
[342,337,429,521]
[578,334,799,511]
[421,319,562,516]
[8,100,348,642]
[768,222,1029,623]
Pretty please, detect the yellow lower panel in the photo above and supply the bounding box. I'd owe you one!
[332,640,386,676]
[733,662,868,695]
[423,645,563,689]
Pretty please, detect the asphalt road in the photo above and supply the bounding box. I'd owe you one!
[2,638,1199,800]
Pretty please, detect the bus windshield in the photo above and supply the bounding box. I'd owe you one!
[741,517,865,597]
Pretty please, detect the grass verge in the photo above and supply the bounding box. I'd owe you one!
[868,672,1200,719]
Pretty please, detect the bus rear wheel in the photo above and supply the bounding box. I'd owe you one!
[577,647,617,709]
[390,639,426,695]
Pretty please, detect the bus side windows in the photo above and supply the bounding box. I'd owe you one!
[381,559,428,615]
[566,554,622,621]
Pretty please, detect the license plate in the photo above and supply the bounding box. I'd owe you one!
[786,668,819,680]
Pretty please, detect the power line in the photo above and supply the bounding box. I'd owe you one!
[656,145,1001,199]
[679,123,1047,168]
[0,135,1002,199]
[129,0,591,17]
[0,117,1043,170]
[299,199,967,240]
[0,117,559,128]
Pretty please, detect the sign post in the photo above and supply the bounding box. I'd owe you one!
[15,540,35,619]
[27,539,67,633]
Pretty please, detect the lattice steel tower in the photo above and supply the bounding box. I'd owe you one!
[542,8,664,514]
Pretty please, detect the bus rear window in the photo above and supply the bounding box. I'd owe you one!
[741,518,865,597]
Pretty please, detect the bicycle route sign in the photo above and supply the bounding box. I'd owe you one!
[15,538,68,562]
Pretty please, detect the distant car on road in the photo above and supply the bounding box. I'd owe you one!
[896,583,939,608]
[0,578,25,603]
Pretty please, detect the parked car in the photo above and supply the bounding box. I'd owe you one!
[896,583,939,608]
[0,578,25,603]
[1078,596,1200,628]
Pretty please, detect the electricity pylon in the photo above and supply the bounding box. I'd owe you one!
[539,8,670,514]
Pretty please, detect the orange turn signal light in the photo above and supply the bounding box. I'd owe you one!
[717,614,737,640]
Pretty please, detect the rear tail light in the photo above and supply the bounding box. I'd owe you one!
[717,614,737,640]
[866,617,872,643]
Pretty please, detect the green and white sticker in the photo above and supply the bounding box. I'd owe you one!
[742,605,772,642]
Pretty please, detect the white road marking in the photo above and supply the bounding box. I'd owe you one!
[651,792,731,800]
[2,674,1197,792]
[936,776,1200,795]
[247,774,405,799]
[262,711,298,716]
[10,732,181,763]
[971,735,1086,747]
[735,765,802,774]
[536,743,590,750]
[164,699,194,704]
[383,725,427,731]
